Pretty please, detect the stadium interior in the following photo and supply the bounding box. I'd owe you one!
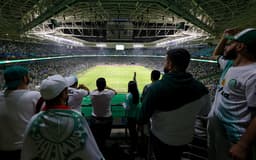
[0,0,256,160]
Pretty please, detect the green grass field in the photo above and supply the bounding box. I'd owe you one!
[77,65,158,93]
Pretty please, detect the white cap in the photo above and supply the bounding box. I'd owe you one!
[40,74,68,100]
[65,75,78,86]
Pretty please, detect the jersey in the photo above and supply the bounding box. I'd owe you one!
[213,60,256,142]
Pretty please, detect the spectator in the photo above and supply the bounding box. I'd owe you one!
[65,75,90,112]
[140,69,161,158]
[0,65,41,160]
[207,28,256,160]
[139,48,210,160]
[141,70,161,102]
[21,74,104,160]
[90,77,117,153]
[124,78,140,154]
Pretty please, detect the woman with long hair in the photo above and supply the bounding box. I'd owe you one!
[124,80,140,154]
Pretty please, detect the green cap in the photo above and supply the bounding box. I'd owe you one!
[4,66,28,90]
[225,28,256,47]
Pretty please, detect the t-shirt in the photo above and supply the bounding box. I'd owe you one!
[90,89,115,117]
[213,62,256,142]
[124,93,140,119]
[0,89,41,150]
[68,87,89,111]
[208,56,233,117]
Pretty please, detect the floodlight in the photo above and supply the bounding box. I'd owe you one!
[156,35,199,47]
[38,34,84,46]
[96,43,107,47]
[133,44,144,48]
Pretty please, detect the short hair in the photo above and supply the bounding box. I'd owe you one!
[96,77,106,91]
[151,70,161,81]
[166,48,191,72]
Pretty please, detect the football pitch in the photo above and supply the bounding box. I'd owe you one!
[77,65,158,93]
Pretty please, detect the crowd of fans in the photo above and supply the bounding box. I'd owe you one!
[0,39,221,159]
[0,39,216,60]
[0,56,220,102]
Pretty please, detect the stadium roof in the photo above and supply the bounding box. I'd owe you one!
[0,0,256,47]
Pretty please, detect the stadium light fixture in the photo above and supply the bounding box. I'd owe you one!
[96,43,107,48]
[156,31,206,47]
[0,55,217,65]
[133,44,144,48]
[116,44,125,50]
[37,34,84,46]
[156,35,199,47]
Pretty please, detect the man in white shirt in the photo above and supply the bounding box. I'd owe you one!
[208,28,256,160]
[0,66,41,160]
[90,77,117,153]
[21,74,104,160]
[65,75,90,112]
